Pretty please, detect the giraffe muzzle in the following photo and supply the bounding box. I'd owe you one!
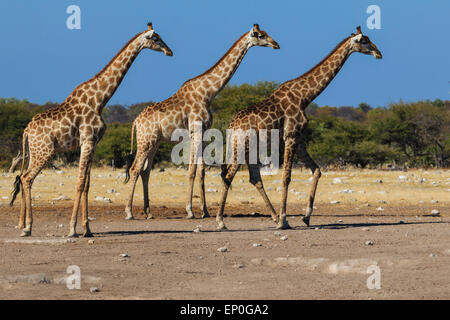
[163,48,173,56]
[271,41,280,50]
[373,50,382,59]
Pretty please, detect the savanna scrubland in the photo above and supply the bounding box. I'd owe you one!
[1,82,449,299]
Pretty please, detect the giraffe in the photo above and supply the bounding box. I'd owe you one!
[123,24,280,220]
[9,23,173,237]
[216,26,382,230]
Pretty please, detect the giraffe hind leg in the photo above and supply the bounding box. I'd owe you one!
[216,163,240,230]
[125,141,157,220]
[18,188,25,229]
[296,143,321,227]
[140,160,152,219]
[248,164,278,224]
[20,153,53,237]
[125,152,147,220]
[141,145,158,220]
[198,159,210,218]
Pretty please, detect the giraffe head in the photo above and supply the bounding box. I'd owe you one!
[248,24,280,49]
[140,22,173,56]
[349,26,382,59]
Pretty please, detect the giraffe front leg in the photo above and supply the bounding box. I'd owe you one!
[81,162,93,237]
[68,142,94,238]
[186,162,197,219]
[277,138,295,230]
[199,159,210,218]
[185,137,199,219]
[296,143,321,227]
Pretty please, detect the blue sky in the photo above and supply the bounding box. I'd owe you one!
[0,0,448,108]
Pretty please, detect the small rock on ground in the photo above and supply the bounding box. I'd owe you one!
[431,209,440,217]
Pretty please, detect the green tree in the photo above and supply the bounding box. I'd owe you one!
[94,123,132,167]
[210,81,279,134]
[0,98,34,168]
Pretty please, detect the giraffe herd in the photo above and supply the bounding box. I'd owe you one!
[9,23,382,237]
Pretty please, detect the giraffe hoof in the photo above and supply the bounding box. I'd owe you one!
[201,211,210,219]
[216,224,228,231]
[146,215,154,220]
[83,231,94,238]
[67,233,79,238]
[125,215,134,221]
[276,221,292,230]
[186,214,195,220]
[20,230,31,237]
[302,216,310,227]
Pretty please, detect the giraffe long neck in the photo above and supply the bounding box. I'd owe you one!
[290,37,353,108]
[65,33,144,114]
[185,32,251,102]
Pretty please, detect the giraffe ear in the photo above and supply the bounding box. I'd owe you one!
[356,26,362,34]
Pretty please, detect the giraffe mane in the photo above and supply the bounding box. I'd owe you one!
[70,32,142,93]
[290,35,351,83]
[182,32,248,85]
[92,32,142,79]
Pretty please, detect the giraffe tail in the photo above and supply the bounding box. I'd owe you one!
[129,120,136,156]
[10,133,28,206]
[124,121,136,184]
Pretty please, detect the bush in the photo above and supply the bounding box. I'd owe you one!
[0,89,448,170]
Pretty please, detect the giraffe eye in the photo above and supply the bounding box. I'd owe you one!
[151,35,158,41]
[258,34,266,39]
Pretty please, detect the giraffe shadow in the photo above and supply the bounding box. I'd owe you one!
[92,220,448,237]
[292,220,448,230]
[93,228,270,237]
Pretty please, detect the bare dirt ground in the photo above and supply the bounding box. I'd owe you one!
[0,167,449,299]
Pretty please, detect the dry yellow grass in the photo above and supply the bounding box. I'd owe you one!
[1,167,448,212]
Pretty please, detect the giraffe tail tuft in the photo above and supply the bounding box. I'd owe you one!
[124,121,137,184]
[10,133,28,206]
[124,153,134,184]
[10,175,21,206]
